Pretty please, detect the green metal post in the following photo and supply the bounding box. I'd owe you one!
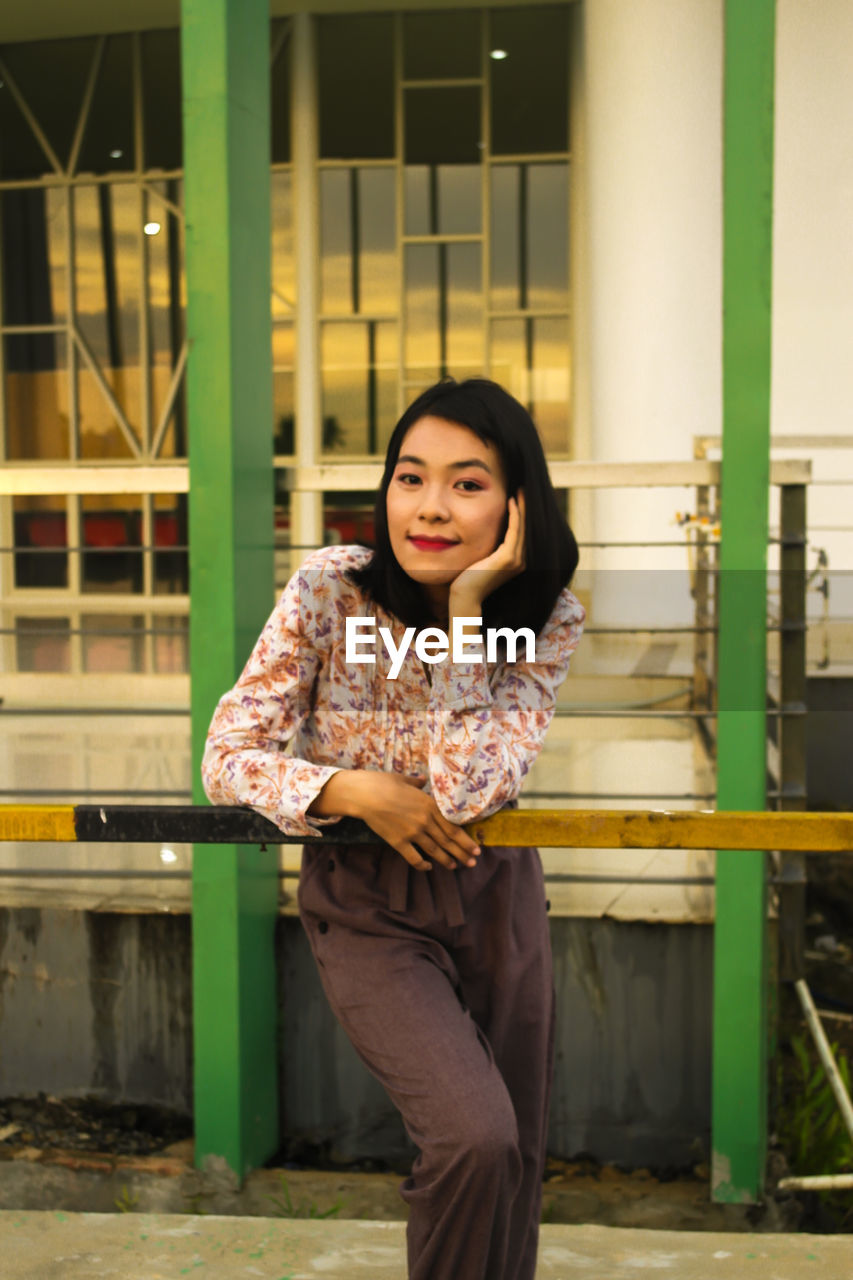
[182,0,279,1176]
[712,0,776,1203]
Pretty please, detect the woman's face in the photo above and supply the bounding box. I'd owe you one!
[386,415,508,614]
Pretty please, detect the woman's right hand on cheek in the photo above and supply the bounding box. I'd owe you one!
[308,770,481,871]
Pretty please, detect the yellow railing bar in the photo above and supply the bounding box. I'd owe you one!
[0,804,851,852]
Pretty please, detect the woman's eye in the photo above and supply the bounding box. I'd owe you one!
[396,472,421,485]
[457,479,484,492]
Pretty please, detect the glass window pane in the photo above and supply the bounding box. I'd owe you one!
[489,166,520,311]
[77,363,135,460]
[404,167,431,238]
[0,69,56,179]
[271,20,291,164]
[322,320,397,455]
[81,613,145,673]
[489,316,569,454]
[527,164,569,309]
[1,187,68,325]
[318,14,394,159]
[81,495,143,594]
[141,29,182,170]
[153,494,188,595]
[405,86,481,164]
[4,333,70,460]
[0,37,99,172]
[405,244,440,385]
[153,614,189,674]
[271,170,294,318]
[404,243,482,383]
[359,168,398,314]
[490,7,569,155]
[489,316,526,404]
[446,242,483,375]
[15,617,71,673]
[321,169,353,315]
[74,184,142,445]
[403,10,481,80]
[13,496,68,589]
[490,163,569,311]
[272,324,295,454]
[156,379,187,460]
[405,164,480,236]
[322,168,398,316]
[146,180,186,439]
[531,316,570,453]
[77,34,136,174]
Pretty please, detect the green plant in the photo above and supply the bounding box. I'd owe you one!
[776,1031,853,1228]
[267,1175,344,1220]
[776,1033,853,1177]
[114,1184,139,1213]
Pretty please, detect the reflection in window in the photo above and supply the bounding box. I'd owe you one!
[12,497,68,589]
[80,494,143,594]
[490,163,569,312]
[153,494,188,595]
[322,321,397,454]
[405,243,482,385]
[490,316,570,454]
[272,324,296,453]
[4,333,70,460]
[321,168,397,316]
[153,615,189,674]
[146,180,186,452]
[82,613,145,673]
[15,617,71,673]
[74,183,142,449]
[405,165,481,237]
[271,171,294,318]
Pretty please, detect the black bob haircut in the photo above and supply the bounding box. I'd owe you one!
[348,378,579,639]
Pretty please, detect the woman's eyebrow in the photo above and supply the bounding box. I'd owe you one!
[396,454,493,474]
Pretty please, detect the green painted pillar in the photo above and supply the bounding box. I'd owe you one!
[712,0,776,1203]
[182,0,279,1176]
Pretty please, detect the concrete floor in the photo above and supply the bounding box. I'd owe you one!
[3,1212,852,1279]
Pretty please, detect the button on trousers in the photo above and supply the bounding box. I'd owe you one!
[298,842,556,1280]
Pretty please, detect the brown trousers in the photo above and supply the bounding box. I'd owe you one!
[298,842,555,1280]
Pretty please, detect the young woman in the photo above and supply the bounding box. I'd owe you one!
[202,378,584,1280]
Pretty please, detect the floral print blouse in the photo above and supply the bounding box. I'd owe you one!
[201,544,585,836]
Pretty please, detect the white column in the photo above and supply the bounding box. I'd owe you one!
[291,10,323,569]
[581,0,723,625]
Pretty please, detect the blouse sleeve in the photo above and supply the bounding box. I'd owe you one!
[200,552,345,837]
[425,590,585,823]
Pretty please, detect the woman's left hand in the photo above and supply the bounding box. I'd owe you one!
[448,489,526,615]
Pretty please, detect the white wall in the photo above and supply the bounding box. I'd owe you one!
[577,0,723,625]
[773,0,853,602]
[576,0,853,623]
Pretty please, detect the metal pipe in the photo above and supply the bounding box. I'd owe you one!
[795,978,853,1147]
[777,1174,853,1192]
[290,9,323,565]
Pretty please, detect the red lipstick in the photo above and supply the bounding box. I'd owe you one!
[409,536,458,551]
